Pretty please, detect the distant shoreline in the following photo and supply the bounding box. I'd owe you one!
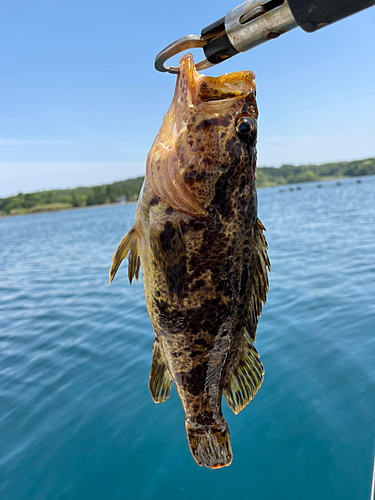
[0,174,370,219]
[0,200,137,219]
[2,158,374,217]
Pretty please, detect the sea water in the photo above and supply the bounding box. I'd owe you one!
[1,177,374,500]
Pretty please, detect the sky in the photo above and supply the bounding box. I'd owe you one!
[0,0,374,198]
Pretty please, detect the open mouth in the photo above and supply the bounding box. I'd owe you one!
[196,81,251,102]
[178,53,255,104]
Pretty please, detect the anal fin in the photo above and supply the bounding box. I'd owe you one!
[149,340,172,403]
[109,226,141,285]
[223,333,264,415]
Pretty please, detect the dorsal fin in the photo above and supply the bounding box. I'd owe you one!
[245,218,271,341]
[149,217,187,303]
[149,340,172,403]
[109,227,141,285]
[224,218,270,414]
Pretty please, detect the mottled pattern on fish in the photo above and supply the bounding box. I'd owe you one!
[110,54,270,469]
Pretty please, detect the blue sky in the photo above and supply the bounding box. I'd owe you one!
[0,0,374,197]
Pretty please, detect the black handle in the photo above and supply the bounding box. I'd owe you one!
[288,0,375,33]
[201,17,239,64]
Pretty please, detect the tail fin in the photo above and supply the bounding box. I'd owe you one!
[185,419,232,469]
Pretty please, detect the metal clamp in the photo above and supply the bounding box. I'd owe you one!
[154,35,215,74]
[155,0,298,74]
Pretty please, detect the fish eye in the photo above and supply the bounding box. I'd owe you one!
[236,116,256,136]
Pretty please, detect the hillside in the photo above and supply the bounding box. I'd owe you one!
[0,177,144,216]
[1,158,374,216]
[255,157,375,187]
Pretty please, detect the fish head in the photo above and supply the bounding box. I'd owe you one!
[146,53,258,216]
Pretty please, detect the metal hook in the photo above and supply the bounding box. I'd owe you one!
[154,35,215,74]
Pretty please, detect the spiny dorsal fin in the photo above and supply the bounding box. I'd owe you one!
[223,333,264,415]
[150,218,187,302]
[245,218,271,341]
[149,340,172,403]
[255,218,271,281]
[223,218,269,414]
[109,227,141,285]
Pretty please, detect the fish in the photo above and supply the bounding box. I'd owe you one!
[109,53,270,469]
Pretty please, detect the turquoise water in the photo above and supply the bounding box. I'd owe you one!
[1,177,374,499]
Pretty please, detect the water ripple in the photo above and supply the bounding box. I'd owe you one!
[1,179,374,499]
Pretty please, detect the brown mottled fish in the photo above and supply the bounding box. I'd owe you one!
[109,53,270,469]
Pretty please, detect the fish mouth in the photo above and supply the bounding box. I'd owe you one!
[178,53,256,105]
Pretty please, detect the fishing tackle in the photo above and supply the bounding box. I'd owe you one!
[155,0,375,73]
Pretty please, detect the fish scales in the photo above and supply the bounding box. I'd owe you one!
[110,54,270,469]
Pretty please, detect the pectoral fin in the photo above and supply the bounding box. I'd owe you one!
[149,340,172,403]
[223,333,264,415]
[150,218,187,302]
[109,227,141,285]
